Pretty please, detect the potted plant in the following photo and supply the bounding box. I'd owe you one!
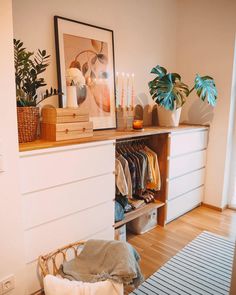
[14,39,59,143]
[148,65,217,127]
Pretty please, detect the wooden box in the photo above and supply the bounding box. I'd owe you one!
[41,107,89,124]
[41,121,93,141]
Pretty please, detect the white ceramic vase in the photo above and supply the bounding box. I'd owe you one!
[66,85,78,108]
[157,106,182,127]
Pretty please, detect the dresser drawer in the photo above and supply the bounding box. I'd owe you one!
[25,226,114,294]
[24,200,114,263]
[41,121,93,141]
[23,173,115,230]
[19,141,115,194]
[168,168,205,200]
[170,130,208,157]
[169,150,207,179]
[166,186,204,223]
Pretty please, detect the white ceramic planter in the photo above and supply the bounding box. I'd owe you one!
[157,106,182,127]
[66,85,78,108]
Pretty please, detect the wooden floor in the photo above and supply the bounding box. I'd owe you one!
[126,205,236,293]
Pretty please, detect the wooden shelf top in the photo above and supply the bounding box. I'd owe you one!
[19,124,208,152]
[114,200,165,228]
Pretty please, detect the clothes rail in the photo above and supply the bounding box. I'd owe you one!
[116,136,148,144]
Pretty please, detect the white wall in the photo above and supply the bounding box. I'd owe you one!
[177,0,236,208]
[12,0,178,107]
[0,0,26,294]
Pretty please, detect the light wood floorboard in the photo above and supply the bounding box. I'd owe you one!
[126,205,236,294]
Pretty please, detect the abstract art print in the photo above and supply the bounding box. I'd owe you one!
[54,16,116,130]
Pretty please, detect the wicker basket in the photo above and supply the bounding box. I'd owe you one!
[38,241,86,278]
[17,107,39,143]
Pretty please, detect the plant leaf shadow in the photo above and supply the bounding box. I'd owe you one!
[182,99,214,125]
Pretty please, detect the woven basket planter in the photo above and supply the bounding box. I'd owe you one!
[17,107,39,143]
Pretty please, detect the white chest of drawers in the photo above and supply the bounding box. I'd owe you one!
[19,140,115,294]
[166,129,208,223]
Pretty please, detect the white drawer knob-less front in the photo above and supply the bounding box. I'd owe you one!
[19,140,115,294]
[166,129,208,223]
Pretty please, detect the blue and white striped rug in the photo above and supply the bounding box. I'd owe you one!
[131,231,235,295]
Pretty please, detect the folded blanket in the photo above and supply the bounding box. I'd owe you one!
[44,274,123,295]
[60,239,144,287]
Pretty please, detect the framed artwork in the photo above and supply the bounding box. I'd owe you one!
[54,16,116,130]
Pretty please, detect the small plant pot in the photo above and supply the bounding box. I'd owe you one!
[157,106,181,127]
[17,107,39,143]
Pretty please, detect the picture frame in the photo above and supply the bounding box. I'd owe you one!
[54,16,117,130]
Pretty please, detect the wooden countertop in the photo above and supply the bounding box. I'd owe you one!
[19,124,208,152]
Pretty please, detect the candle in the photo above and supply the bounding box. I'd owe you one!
[131,73,135,108]
[133,119,143,130]
[121,72,125,108]
[126,73,130,107]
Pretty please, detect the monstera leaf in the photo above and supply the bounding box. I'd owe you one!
[194,74,217,107]
[150,65,167,79]
[149,73,189,111]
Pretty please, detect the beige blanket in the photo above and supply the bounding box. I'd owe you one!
[60,239,143,287]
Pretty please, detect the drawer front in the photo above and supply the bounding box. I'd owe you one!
[169,150,207,179]
[23,173,115,230]
[166,186,204,223]
[19,141,115,194]
[168,168,205,200]
[25,226,114,294]
[170,130,208,157]
[24,200,114,263]
[42,107,89,124]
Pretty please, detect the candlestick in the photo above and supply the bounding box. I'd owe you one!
[126,73,131,108]
[121,72,125,108]
[131,73,135,108]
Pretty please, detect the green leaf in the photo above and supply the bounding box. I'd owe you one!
[194,74,217,107]
[149,72,189,110]
[150,65,167,79]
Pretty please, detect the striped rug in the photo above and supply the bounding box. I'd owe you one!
[130,231,235,295]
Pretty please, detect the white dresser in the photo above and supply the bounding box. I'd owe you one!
[19,140,115,294]
[18,125,208,294]
[166,128,208,222]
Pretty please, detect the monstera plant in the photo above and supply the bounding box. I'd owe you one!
[148,65,217,127]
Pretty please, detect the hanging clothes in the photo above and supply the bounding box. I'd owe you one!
[145,146,161,191]
[115,159,128,196]
[115,141,161,207]
[117,154,132,198]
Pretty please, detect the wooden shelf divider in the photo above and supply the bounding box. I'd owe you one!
[114,200,165,229]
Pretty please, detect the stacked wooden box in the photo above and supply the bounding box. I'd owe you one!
[41,107,93,141]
